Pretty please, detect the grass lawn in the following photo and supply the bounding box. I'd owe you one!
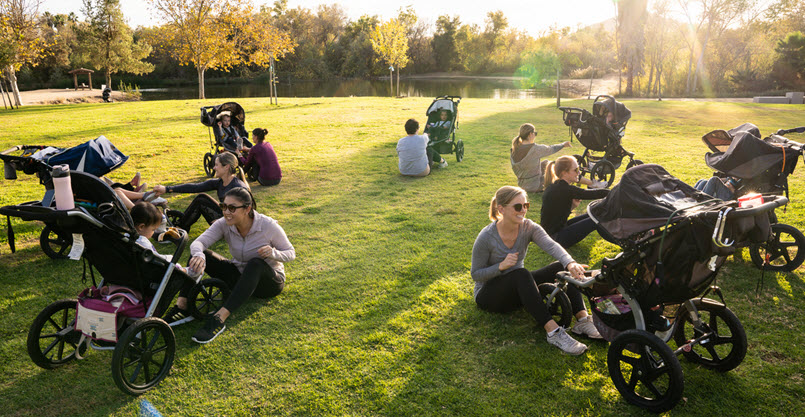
[0,97,803,417]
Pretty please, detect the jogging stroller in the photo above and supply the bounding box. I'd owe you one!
[0,170,231,395]
[539,164,787,412]
[423,95,464,162]
[199,102,255,180]
[702,123,805,271]
[558,95,642,187]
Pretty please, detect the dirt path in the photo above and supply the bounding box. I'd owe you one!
[12,88,129,106]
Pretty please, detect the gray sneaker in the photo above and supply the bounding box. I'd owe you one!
[547,327,588,355]
[571,316,603,339]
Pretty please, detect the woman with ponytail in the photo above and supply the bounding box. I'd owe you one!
[510,123,571,193]
[471,186,602,355]
[152,152,249,231]
[540,156,609,248]
[241,127,282,186]
[164,187,295,344]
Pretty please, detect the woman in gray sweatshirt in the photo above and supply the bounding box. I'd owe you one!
[470,186,601,355]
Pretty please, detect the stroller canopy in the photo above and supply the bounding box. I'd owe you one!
[588,164,714,240]
[703,123,800,180]
[47,136,128,177]
[426,99,457,116]
[593,96,631,127]
[200,102,246,127]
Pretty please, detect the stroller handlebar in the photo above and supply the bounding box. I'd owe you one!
[776,126,805,136]
[727,194,788,218]
[554,271,600,288]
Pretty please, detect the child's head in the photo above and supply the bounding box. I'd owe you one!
[131,201,162,239]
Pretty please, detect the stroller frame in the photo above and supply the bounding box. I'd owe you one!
[199,102,256,181]
[423,95,465,162]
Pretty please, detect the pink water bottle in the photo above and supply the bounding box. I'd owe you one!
[52,165,75,210]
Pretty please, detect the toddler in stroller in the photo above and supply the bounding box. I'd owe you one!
[200,102,256,181]
[0,170,230,395]
[558,95,643,187]
[540,164,786,412]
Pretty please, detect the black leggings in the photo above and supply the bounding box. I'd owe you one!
[176,193,223,231]
[550,214,597,249]
[475,262,586,327]
[257,177,281,186]
[181,249,284,313]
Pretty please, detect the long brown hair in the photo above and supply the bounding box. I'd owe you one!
[216,152,250,190]
[544,155,577,187]
[511,123,535,153]
[489,186,527,221]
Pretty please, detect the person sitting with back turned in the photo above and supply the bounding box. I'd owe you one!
[396,118,447,177]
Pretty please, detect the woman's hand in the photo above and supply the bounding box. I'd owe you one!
[153,185,166,195]
[188,255,206,272]
[257,244,274,259]
[562,141,572,148]
[499,252,519,271]
[566,262,587,280]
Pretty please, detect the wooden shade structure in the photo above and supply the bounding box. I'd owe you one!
[68,68,94,91]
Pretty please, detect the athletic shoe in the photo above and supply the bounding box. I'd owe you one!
[439,159,448,169]
[142,191,157,202]
[571,316,603,339]
[163,306,194,325]
[192,315,226,344]
[134,182,147,193]
[590,180,608,189]
[547,327,588,355]
[131,171,141,188]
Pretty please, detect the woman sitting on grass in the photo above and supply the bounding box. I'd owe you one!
[163,187,295,344]
[152,152,248,231]
[540,156,609,249]
[240,128,282,186]
[471,185,602,356]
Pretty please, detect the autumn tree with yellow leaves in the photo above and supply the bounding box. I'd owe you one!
[370,19,409,97]
[0,0,48,106]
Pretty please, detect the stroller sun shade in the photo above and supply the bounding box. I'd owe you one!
[47,136,128,177]
[703,123,800,180]
[588,164,715,240]
[426,99,456,115]
[593,96,631,127]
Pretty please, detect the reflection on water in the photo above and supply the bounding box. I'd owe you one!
[139,78,561,101]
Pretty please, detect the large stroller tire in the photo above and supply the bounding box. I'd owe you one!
[28,299,85,369]
[673,299,746,372]
[203,152,215,178]
[112,317,175,396]
[749,223,805,272]
[537,283,572,328]
[40,225,72,259]
[455,139,464,162]
[607,329,684,413]
[187,278,230,320]
[591,160,616,188]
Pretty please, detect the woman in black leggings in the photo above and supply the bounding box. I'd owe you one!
[471,186,601,356]
[163,187,295,344]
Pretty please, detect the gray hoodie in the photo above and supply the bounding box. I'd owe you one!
[510,143,565,192]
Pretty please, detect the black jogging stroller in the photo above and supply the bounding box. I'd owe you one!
[200,102,255,179]
[701,123,805,272]
[538,164,787,412]
[558,95,643,187]
[423,95,464,162]
[0,169,232,395]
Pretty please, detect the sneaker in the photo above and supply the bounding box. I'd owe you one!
[131,171,141,188]
[547,327,588,355]
[134,182,147,193]
[151,197,168,207]
[142,191,157,202]
[154,214,168,234]
[571,316,603,339]
[192,315,226,344]
[439,159,448,169]
[163,306,194,326]
[590,180,607,189]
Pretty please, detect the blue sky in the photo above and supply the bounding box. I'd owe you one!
[39,0,619,36]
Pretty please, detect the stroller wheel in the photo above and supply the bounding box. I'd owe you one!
[607,329,684,413]
[749,223,805,272]
[673,299,747,372]
[537,283,572,328]
[455,139,464,162]
[187,278,231,320]
[591,160,616,188]
[112,317,175,396]
[28,299,85,369]
[203,152,215,177]
[40,225,72,259]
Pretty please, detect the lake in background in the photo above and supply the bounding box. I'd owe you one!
[139,77,562,101]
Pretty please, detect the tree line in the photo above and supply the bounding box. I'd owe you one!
[2,0,804,106]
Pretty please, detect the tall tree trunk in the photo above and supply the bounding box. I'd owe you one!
[4,66,22,107]
[685,49,695,95]
[396,69,400,97]
[106,71,112,89]
[198,67,206,100]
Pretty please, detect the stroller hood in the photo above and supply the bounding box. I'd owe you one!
[593,96,631,127]
[588,164,713,240]
[47,136,128,177]
[201,102,246,127]
[704,124,798,180]
[426,98,457,116]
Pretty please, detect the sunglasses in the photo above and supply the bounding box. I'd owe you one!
[219,203,249,213]
[507,202,530,212]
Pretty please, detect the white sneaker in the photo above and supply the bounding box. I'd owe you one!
[571,316,603,339]
[439,159,448,169]
[590,180,607,189]
[547,327,588,355]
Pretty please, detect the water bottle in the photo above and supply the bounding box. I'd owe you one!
[52,165,75,210]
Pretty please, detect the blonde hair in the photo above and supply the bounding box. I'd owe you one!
[489,186,527,221]
[216,152,251,190]
[511,123,536,153]
[544,155,577,187]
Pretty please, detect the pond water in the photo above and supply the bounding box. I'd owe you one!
[139,77,562,101]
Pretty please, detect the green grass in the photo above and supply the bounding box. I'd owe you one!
[1,98,804,416]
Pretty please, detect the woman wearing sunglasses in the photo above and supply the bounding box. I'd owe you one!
[541,156,609,249]
[151,152,249,232]
[471,185,601,355]
[163,187,295,344]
